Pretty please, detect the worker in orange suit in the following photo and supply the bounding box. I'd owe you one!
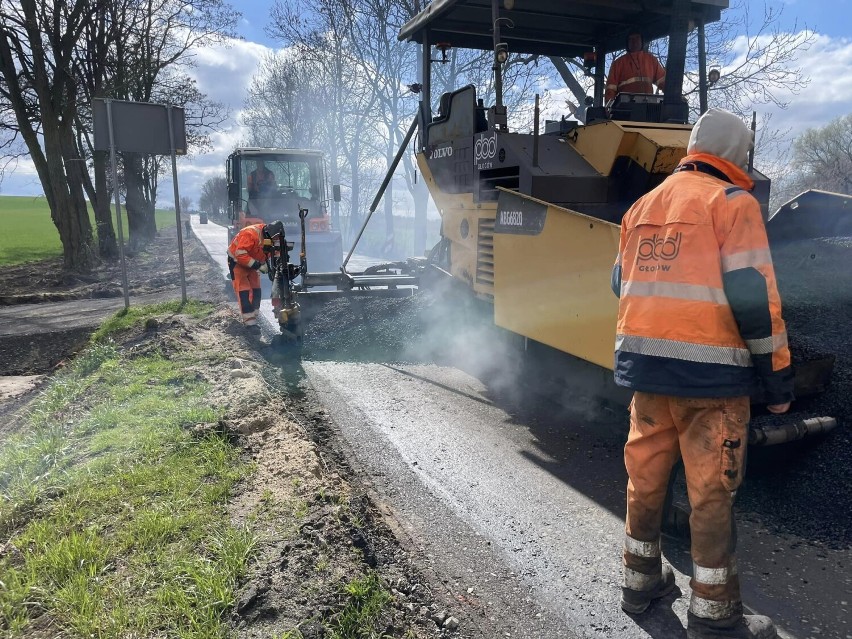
[226,220,284,328]
[611,108,793,639]
[605,32,666,103]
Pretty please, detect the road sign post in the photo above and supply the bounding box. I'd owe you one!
[93,99,188,308]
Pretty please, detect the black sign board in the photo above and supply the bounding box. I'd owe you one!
[93,99,186,155]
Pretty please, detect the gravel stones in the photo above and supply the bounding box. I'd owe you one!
[737,236,852,546]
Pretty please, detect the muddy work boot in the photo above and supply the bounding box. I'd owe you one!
[621,563,677,614]
[687,612,778,639]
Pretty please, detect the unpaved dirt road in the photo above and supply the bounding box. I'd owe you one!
[196,221,851,639]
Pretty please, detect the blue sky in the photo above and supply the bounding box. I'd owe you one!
[2,0,851,203]
[234,1,277,47]
[780,0,852,37]
[234,0,852,43]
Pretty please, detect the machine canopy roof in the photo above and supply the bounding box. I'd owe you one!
[398,0,727,58]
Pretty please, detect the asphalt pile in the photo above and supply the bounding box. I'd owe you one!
[298,281,497,371]
[739,236,852,546]
[300,292,431,364]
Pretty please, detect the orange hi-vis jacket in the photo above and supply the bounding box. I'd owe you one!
[605,51,666,102]
[611,153,794,404]
[227,223,266,270]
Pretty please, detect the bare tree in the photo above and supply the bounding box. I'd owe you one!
[199,175,228,219]
[688,1,813,118]
[790,114,852,195]
[112,0,236,250]
[266,0,383,240]
[0,0,236,268]
[0,0,99,271]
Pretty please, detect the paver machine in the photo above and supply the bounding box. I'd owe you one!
[397,0,852,445]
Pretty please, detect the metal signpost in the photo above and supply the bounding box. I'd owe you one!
[93,99,188,308]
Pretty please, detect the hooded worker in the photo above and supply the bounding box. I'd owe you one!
[227,220,284,328]
[611,108,793,639]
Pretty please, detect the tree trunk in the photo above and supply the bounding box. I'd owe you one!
[384,117,396,258]
[92,152,119,258]
[43,124,96,271]
[60,124,100,264]
[383,181,395,258]
[123,153,158,251]
[349,142,361,246]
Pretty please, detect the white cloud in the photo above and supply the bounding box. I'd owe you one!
[721,31,852,140]
[759,33,852,130]
[164,37,273,205]
[190,37,271,104]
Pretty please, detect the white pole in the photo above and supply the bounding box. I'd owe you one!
[167,106,188,304]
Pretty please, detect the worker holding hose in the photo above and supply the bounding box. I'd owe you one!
[226,220,284,329]
[611,108,794,639]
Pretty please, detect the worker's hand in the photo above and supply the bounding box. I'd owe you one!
[767,402,791,414]
[258,263,269,274]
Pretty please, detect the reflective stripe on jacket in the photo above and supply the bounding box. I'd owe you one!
[227,223,266,270]
[611,153,794,403]
[605,51,666,102]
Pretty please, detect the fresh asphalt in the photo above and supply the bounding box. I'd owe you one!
[195,220,851,639]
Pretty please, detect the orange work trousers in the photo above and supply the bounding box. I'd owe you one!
[232,265,262,325]
[623,392,750,622]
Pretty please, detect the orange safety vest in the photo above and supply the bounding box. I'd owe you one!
[605,51,666,102]
[227,223,266,270]
[611,153,794,403]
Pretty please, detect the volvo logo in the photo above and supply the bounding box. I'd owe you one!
[429,145,453,159]
[474,132,498,162]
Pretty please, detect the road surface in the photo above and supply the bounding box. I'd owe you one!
[196,218,851,639]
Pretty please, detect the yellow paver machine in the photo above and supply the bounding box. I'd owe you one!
[396,0,852,445]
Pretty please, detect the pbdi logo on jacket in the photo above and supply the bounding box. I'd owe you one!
[636,232,682,271]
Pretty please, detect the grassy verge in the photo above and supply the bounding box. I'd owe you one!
[0,195,176,266]
[328,573,394,639]
[0,303,255,637]
[90,300,215,342]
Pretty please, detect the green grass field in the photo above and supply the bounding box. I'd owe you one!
[0,195,176,266]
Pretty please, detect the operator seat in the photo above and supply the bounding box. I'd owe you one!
[428,84,482,145]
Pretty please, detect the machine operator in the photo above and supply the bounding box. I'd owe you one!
[605,31,666,103]
[247,159,277,199]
